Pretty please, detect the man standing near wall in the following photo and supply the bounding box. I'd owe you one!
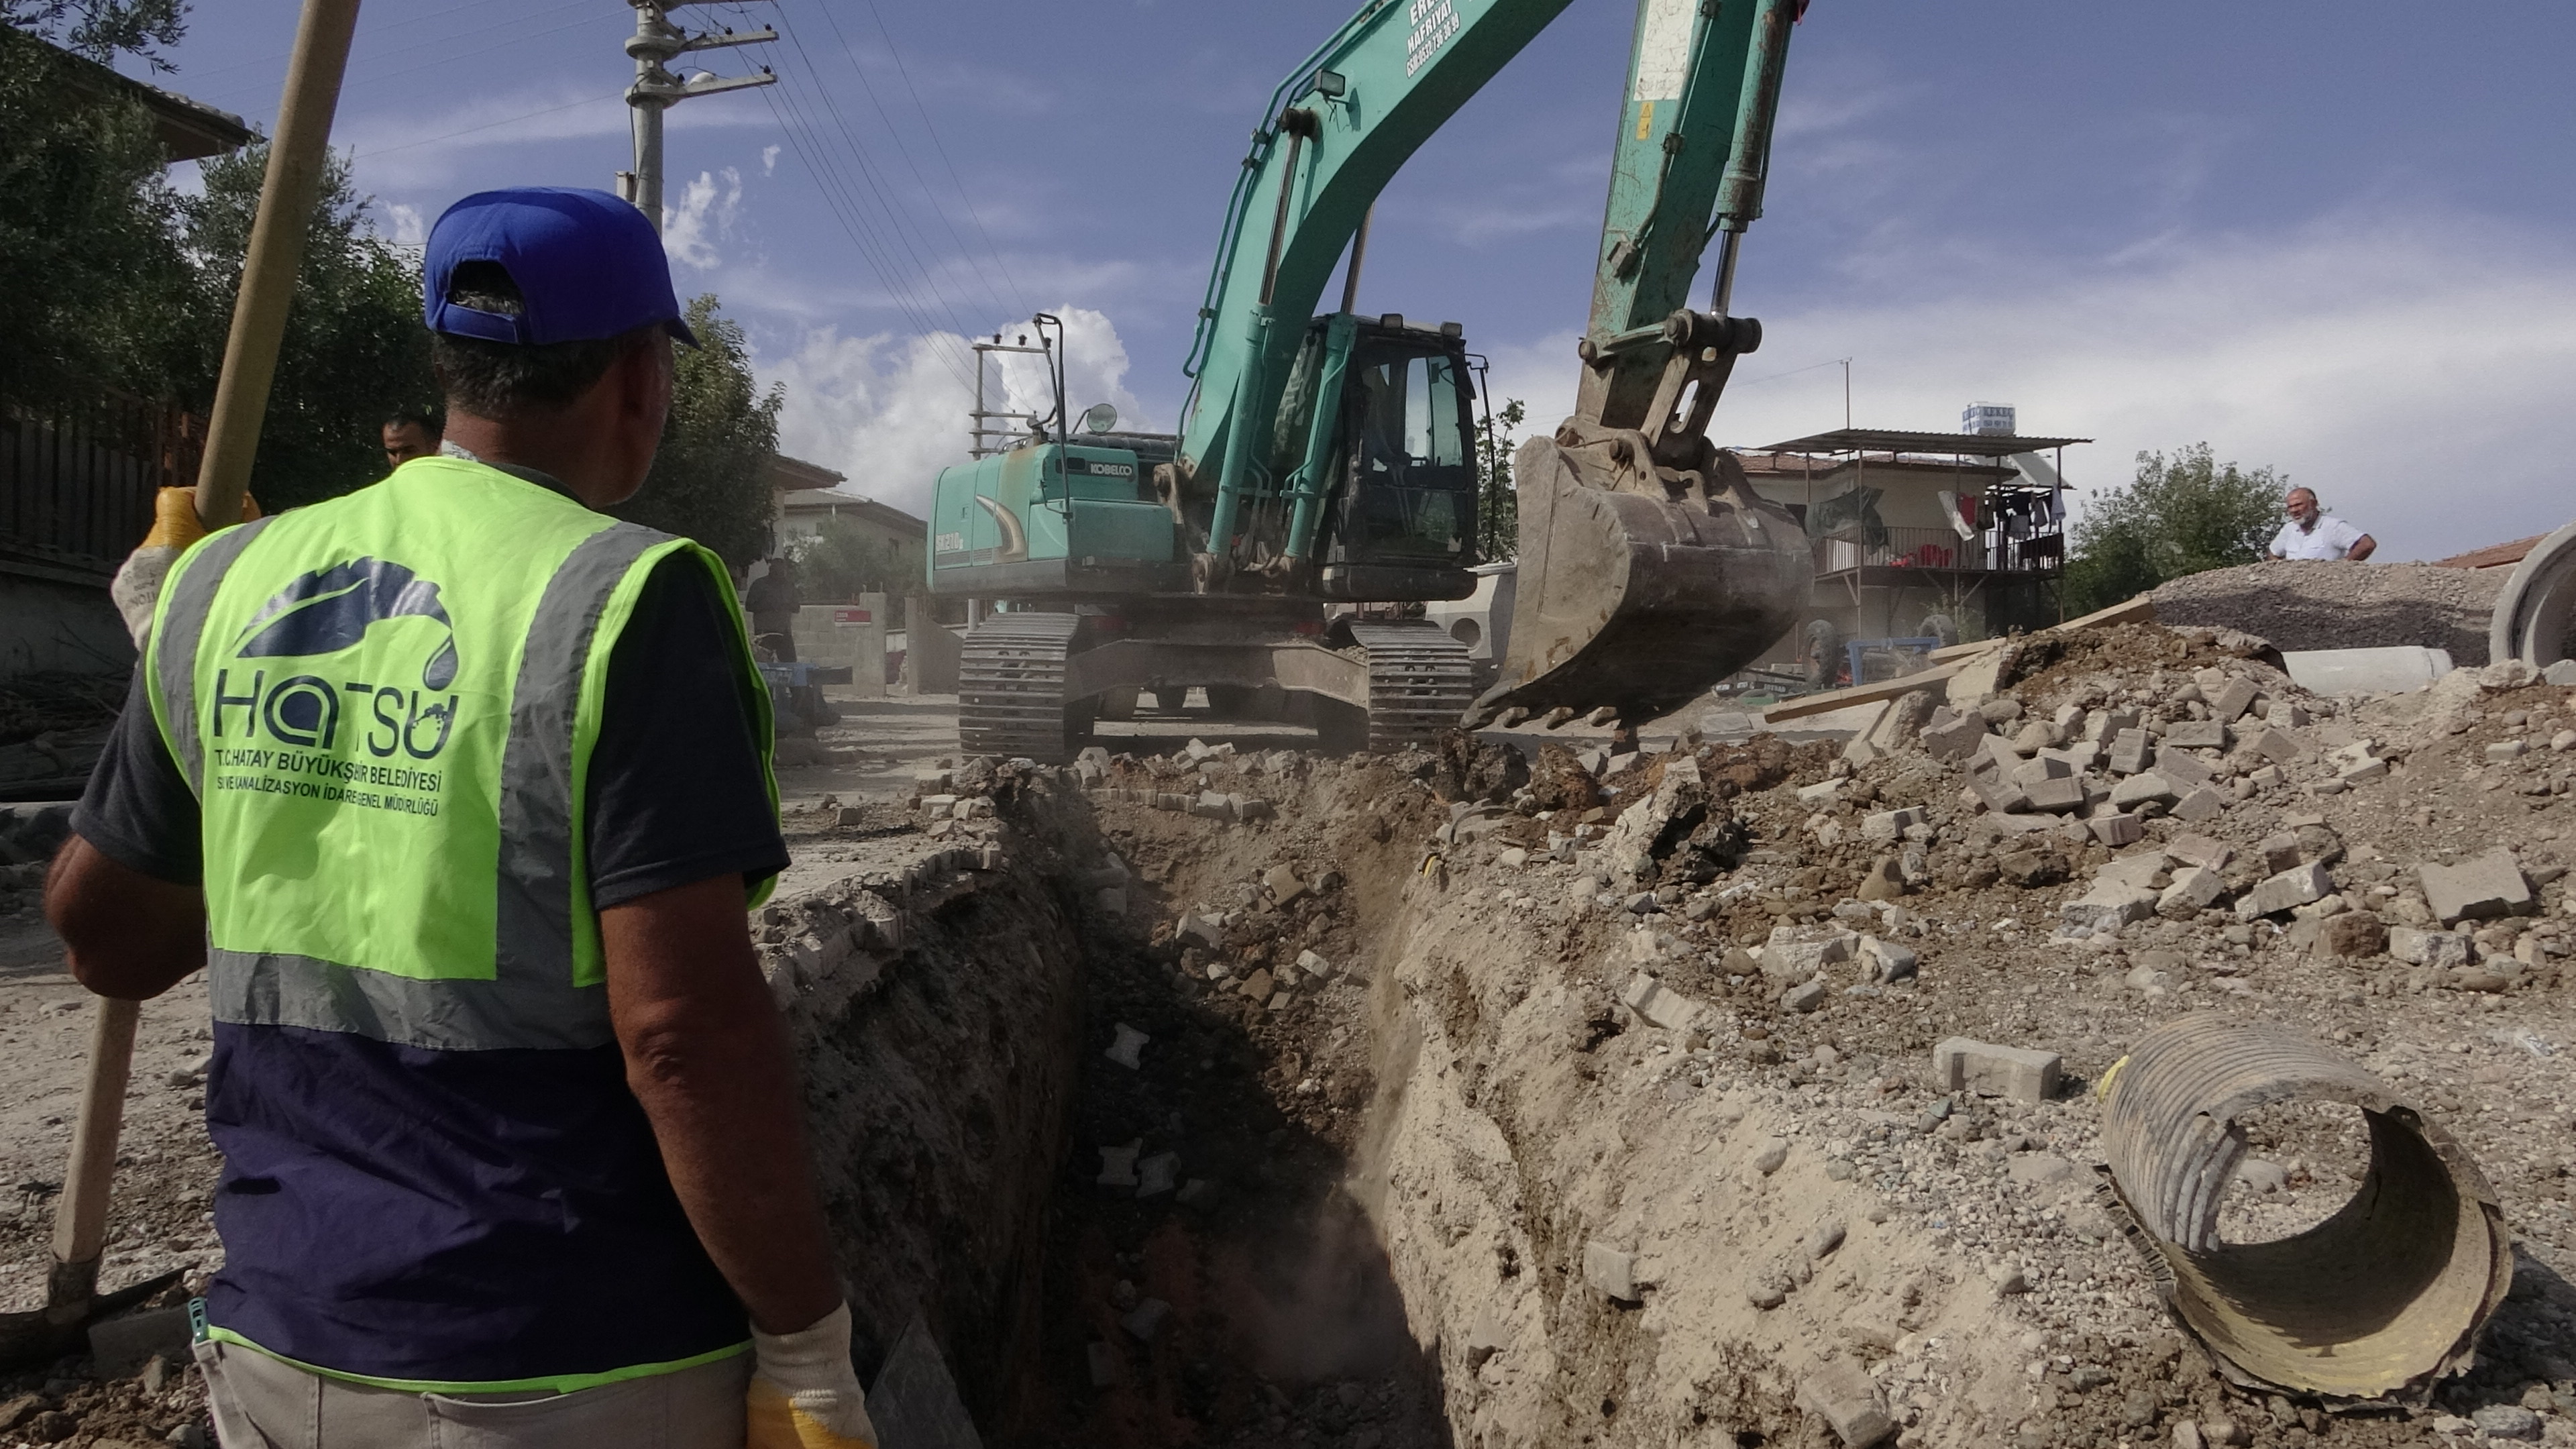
[2268,486,2377,561]
[46,189,875,1448]
[745,552,802,662]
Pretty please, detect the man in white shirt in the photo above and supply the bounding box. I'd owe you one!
[2267,487,2376,561]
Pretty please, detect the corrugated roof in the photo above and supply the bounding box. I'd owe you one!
[2427,534,2545,570]
[1756,427,2092,458]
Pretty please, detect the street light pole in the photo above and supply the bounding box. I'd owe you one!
[618,1,778,231]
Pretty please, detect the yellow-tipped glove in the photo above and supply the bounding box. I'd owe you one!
[110,487,260,648]
[747,1302,879,1449]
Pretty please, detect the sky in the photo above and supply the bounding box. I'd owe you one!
[123,1,2576,561]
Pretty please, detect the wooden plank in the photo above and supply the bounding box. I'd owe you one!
[1758,663,1963,723]
[1921,592,2158,663]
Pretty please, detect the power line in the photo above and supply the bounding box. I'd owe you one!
[760,9,989,350]
[804,1,1020,322]
[351,87,625,160]
[859,0,1027,319]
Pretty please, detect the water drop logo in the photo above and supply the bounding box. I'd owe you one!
[235,558,458,690]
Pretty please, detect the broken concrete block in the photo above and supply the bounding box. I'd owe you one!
[2108,729,2154,775]
[2241,861,2334,917]
[1236,968,1275,1001]
[1497,847,1529,869]
[1263,863,1307,905]
[1105,1023,1149,1070]
[1858,935,1917,983]
[1920,712,1989,761]
[1801,1359,1898,1448]
[1794,778,1845,805]
[1933,1037,2061,1104]
[2059,886,2157,934]
[2158,865,2227,919]
[2163,720,2229,751]
[2168,833,2232,870]
[1781,979,1828,1013]
[2338,757,2389,784]
[2006,755,2070,788]
[2418,849,2534,924]
[1860,807,1923,842]
[2171,786,2229,823]
[1583,1241,1640,1303]
[2095,853,2172,892]
[1120,1297,1172,1342]
[1762,927,1851,977]
[1296,948,1336,979]
[2548,659,2576,687]
[1621,973,1705,1031]
[1189,790,1234,820]
[1136,1152,1179,1199]
[2258,833,2304,873]
[2157,747,2216,788]
[2088,812,2144,847]
[2108,772,2179,810]
[1175,912,1224,950]
[1098,1142,1140,1187]
[2011,720,2057,754]
[2241,726,2306,764]
[2265,699,2310,727]
[1964,771,2031,815]
[2388,925,2472,969]
[1233,796,1277,822]
[2025,775,2086,814]
[2210,678,2260,722]
[1464,1306,1513,1368]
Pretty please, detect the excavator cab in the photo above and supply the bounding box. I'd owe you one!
[1271,315,1481,603]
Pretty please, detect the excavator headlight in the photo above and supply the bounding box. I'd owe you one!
[1313,68,1347,99]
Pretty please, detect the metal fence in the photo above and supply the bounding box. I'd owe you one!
[1813,525,2062,576]
[0,395,203,576]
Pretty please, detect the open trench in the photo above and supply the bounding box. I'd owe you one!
[765,720,2576,1449]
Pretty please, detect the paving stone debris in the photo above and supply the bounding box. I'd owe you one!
[1933,1038,2062,1104]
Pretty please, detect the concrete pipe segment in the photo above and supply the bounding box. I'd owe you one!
[2098,1014,2511,1407]
[2491,519,2576,674]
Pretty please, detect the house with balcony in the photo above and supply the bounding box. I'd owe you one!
[1735,421,2088,674]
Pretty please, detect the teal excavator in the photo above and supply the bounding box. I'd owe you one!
[926,0,1815,759]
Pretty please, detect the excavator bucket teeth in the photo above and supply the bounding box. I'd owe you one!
[1479,436,1811,726]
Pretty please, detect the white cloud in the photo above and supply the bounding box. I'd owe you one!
[663,168,744,271]
[382,202,427,248]
[764,307,1149,521]
[1474,212,2576,562]
[761,144,780,177]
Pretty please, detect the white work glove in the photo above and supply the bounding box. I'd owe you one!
[747,1302,879,1449]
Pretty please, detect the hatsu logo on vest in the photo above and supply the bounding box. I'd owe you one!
[211,558,460,760]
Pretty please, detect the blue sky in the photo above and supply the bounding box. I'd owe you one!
[134,1,2576,559]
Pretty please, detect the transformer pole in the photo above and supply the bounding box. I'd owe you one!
[618,1,778,231]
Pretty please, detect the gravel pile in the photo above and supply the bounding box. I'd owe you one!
[2151,560,2504,664]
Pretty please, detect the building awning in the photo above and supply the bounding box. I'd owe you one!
[764,454,846,492]
[50,46,255,162]
[1754,428,2092,458]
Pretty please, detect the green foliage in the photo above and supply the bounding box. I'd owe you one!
[3,0,184,66]
[792,513,920,602]
[1474,396,1525,562]
[2063,443,2282,614]
[180,146,435,511]
[610,294,782,569]
[0,24,195,411]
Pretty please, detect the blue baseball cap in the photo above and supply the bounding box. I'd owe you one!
[423,187,697,347]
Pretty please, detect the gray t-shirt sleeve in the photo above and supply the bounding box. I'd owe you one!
[70,667,202,884]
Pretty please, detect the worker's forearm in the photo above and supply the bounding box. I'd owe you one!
[621,1000,842,1334]
[44,835,206,1000]
[2348,536,2377,561]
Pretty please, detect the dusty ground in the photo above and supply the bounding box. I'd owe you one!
[11,643,2576,1448]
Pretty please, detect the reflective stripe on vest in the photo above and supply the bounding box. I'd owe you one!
[147,460,777,1053]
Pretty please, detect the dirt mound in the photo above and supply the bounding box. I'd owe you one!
[2150,560,2504,663]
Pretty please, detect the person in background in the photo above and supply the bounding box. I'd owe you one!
[2267,486,2376,561]
[382,406,443,470]
[1802,616,1842,691]
[744,553,801,662]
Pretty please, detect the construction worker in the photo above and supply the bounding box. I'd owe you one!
[45,189,874,1448]
[381,405,442,470]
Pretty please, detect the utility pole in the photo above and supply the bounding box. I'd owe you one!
[617,1,777,231]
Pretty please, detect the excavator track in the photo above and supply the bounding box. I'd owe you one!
[1348,621,1477,752]
[958,612,1079,763]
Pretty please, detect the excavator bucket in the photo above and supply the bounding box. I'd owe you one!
[1474,435,1811,729]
